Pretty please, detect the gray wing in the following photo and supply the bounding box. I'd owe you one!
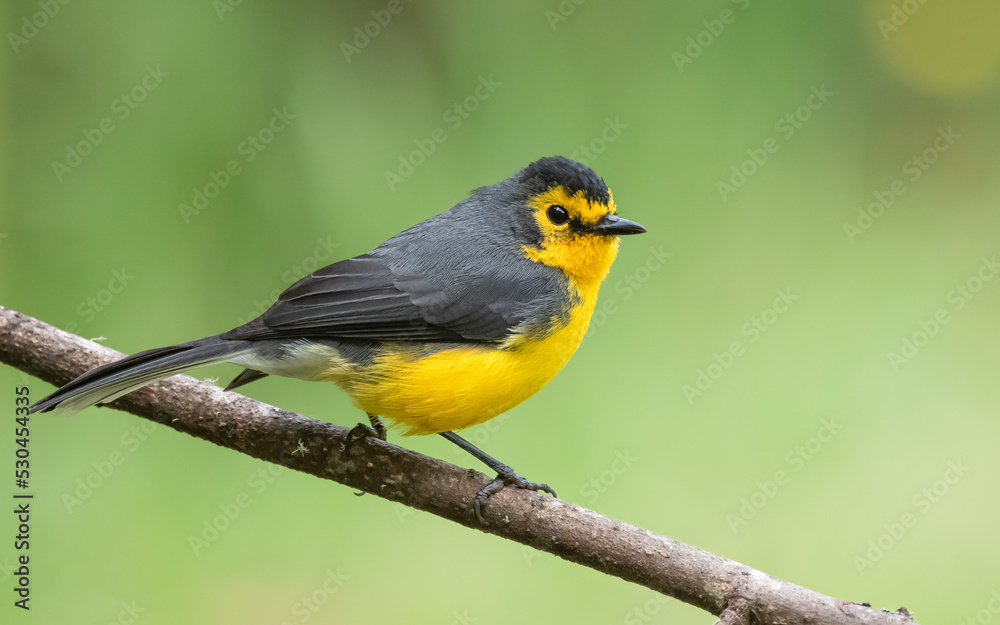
[225,246,565,344]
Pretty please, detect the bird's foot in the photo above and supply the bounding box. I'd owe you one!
[344,421,386,453]
[474,464,556,524]
[344,419,388,497]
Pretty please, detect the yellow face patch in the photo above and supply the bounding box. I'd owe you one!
[521,185,621,289]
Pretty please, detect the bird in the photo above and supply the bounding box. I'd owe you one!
[29,156,646,521]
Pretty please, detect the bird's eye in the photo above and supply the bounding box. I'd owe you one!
[546,205,569,225]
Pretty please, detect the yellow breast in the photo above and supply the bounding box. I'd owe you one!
[340,287,598,436]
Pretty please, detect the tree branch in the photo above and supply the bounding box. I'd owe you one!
[0,305,916,624]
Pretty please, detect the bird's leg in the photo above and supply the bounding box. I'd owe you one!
[345,412,387,452]
[367,413,388,440]
[439,430,556,523]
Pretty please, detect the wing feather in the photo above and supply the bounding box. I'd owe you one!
[226,249,563,344]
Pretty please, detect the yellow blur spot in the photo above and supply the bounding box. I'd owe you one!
[864,0,1000,96]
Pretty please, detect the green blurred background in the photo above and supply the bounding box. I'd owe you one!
[2,1,999,623]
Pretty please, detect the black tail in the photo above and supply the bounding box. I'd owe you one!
[29,335,250,416]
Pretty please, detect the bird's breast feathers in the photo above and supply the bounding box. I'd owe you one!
[329,282,599,435]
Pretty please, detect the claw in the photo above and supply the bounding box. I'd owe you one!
[344,421,389,498]
[437,430,556,524]
[473,465,557,524]
[344,422,381,453]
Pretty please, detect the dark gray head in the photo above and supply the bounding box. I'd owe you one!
[514,156,612,206]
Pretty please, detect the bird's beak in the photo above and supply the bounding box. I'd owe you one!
[592,214,647,236]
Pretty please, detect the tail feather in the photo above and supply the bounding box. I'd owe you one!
[29,335,250,417]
